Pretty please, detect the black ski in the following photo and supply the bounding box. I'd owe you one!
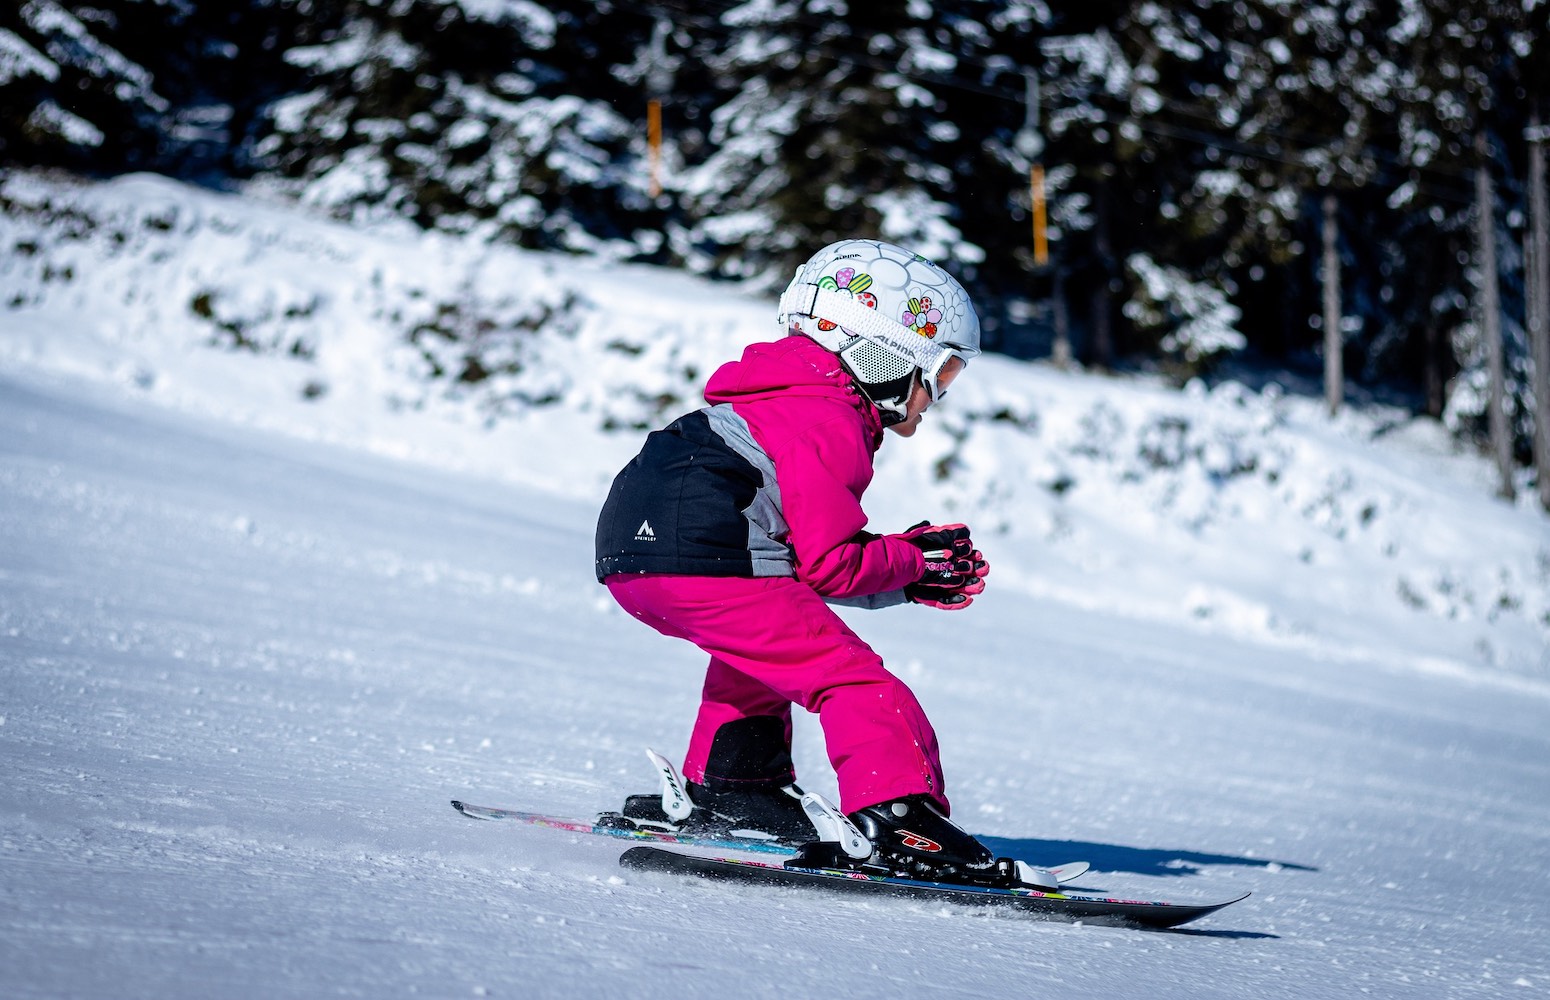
[619,846,1248,929]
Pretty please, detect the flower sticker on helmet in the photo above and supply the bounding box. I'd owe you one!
[903,296,943,339]
[815,267,879,332]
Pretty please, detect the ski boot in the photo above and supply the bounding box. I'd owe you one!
[610,780,812,844]
[791,794,1057,890]
[600,747,814,845]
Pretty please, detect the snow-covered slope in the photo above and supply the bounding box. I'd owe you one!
[3,171,1545,685]
[2,171,1548,998]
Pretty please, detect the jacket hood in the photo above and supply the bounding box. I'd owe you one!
[704,334,884,442]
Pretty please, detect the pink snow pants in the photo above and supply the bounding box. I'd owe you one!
[605,573,948,815]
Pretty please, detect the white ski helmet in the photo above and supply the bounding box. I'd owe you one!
[777,239,981,423]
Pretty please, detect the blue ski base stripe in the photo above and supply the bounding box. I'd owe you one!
[619,846,1249,929]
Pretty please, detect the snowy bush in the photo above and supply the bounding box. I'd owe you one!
[1123,253,1246,380]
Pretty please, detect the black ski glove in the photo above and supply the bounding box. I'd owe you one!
[897,521,990,610]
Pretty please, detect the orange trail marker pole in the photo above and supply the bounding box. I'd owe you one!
[1031,163,1048,266]
[647,99,663,198]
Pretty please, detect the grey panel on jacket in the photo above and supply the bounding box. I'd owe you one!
[702,403,792,578]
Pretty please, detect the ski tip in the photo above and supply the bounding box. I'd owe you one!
[450,799,475,817]
[1101,889,1252,929]
[1206,890,1252,906]
[1168,890,1252,925]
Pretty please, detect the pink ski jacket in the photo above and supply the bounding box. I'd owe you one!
[594,334,925,600]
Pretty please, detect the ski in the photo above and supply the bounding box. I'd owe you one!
[450,800,800,855]
[618,846,1247,929]
[451,800,1090,886]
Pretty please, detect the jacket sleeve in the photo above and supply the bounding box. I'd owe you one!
[772,417,924,599]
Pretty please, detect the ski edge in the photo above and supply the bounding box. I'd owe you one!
[619,845,1249,929]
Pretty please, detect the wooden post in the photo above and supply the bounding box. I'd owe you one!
[1475,131,1515,501]
[1089,172,1114,368]
[1527,111,1550,510]
[1322,192,1343,417]
[1051,265,1072,369]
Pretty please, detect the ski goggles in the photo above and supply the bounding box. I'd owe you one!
[921,349,971,403]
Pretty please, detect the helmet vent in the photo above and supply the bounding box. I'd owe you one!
[843,338,913,385]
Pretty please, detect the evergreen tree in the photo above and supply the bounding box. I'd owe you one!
[1204,0,1393,408]
[1026,8,1127,365]
[678,0,1003,286]
[1386,0,1539,462]
[251,0,658,250]
[0,0,314,181]
[1,0,172,173]
[1039,1,1248,369]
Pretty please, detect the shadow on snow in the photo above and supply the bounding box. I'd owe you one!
[977,834,1317,880]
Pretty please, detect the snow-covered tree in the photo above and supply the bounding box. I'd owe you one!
[0,0,313,179]
[1386,0,1541,476]
[251,0,658,252]
[1124,250,1245,381]
[676,0,1009,286]
[0,0,171,172]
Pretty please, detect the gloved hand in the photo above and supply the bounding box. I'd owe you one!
[897,521,990,610]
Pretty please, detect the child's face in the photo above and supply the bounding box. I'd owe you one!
[887,356,965,438]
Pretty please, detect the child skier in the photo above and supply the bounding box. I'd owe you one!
[595,239,1028,887]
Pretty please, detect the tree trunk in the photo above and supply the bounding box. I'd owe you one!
[1322,192,1343,417]
[1423,311,1446,419]
[1051,265,1073,369]
[1088,172,1114,369]
[1475,131,1515,501]
[1528,110,1550,512]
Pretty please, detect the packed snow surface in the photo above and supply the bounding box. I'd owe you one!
[2,172,1548,998]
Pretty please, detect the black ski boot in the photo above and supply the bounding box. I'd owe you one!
[614,780,812,843]
[609,717,815,844]
[690,779,813,842]
[837,795,1025,887]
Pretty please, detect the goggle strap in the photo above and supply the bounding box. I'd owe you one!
[779,283,947,374]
